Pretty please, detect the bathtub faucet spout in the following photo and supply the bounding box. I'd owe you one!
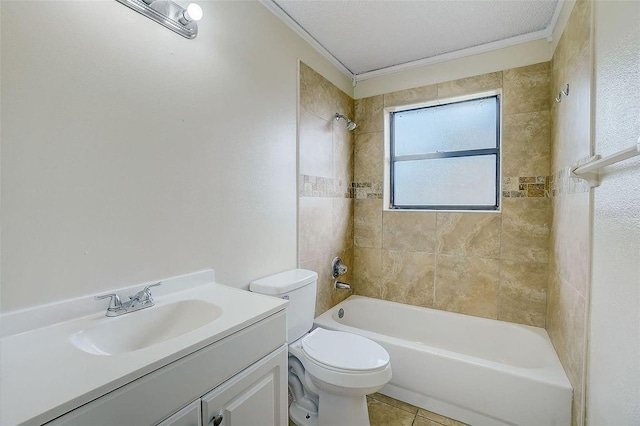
[335,281,351,291]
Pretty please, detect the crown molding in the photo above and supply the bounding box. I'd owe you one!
[355,28,552,82]
[262,0,566,84]
[259,0,355,81]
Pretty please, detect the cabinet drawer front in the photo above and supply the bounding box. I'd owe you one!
[47,311,286,426]
[201,346,287,426]
[157,400,202,426]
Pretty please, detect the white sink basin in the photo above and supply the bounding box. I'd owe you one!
[70,300,223,355]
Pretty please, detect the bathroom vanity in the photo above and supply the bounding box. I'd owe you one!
[0,270,288,426]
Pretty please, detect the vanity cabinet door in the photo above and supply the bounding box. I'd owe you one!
[157,399,202,426]
[201,346,287,426]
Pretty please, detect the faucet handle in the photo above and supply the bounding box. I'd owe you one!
[142,282,162,293]
[94,293,122,311]
[139,282,162,302]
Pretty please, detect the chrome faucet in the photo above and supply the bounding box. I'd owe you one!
[334,281,351,291]
[95,282,161,317]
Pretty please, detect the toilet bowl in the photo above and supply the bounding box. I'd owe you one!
[249,269,392,426]
[288,328,391,426]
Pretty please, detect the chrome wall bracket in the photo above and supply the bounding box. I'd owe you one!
[571,138,640,187]
[116,0,199,39]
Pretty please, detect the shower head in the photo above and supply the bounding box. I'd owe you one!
[335,113,357,132]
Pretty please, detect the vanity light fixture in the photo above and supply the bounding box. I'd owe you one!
[116,0,203,39]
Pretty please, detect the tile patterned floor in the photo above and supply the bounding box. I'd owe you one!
[288,392,467,426]
[367,393,467,426]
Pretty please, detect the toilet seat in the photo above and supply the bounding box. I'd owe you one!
[289,328,392,390]
[302,329,389,372]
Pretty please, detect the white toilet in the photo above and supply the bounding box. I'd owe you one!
[250,269,391,426]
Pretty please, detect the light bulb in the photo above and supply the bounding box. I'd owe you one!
[185,3,203,21]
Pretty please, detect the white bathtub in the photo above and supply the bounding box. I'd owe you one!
[314,296,572,426]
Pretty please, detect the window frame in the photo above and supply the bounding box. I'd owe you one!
[386,92,502,212]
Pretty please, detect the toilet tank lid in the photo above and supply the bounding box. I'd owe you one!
[250,269,318,295]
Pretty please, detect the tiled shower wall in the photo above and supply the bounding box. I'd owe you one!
[547,1,592,425]
[298,62,354,316]
[352,64,552,327]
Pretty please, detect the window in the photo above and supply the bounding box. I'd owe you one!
[389,95,500,210]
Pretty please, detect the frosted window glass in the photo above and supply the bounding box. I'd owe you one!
[393,97,497,156]
[393,156,497,207]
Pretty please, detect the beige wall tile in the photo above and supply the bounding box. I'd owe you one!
[546,3,592,424]
[331,248,353,306]
[498,260,547,327]
[299,109,332,178]
[353,247,382,298]
[557,0,591,83]
[299,197,332,262]
[331,197,353,254]
[381,250,435,308]
[501,198,550,262]
[332,121,353,190]
[437,72,502,98]
[503,62,551,115]
[383,84,438,107]
[336,89,355,129]
[355,95,384,134]
[383,211,437,252]
[551,54,591,173]
[354,199,383,248]
[298,62,354,318]
[436,213,501,258]
[435,255,500,319]
[572,375,584,426]
[502,110,552,177]
[348,64,558,329]
[551,193,590,297]
[300,62,352,122]
[547,272,586,426]
[550,0,591,125]
[300,253,332,317]
[300,248,354,317]
[354,132,384,183]
[300,62,337,121]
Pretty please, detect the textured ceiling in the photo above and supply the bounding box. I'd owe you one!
[273,0,559,75]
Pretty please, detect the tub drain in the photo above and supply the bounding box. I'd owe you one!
[338,308,344,318]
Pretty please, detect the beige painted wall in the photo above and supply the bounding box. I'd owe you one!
[588,1,640,424]
[0,1,352,311]
[297,63,354,316]
[353,40,553,100]
[546,1,592,424]
[352,64,552,327]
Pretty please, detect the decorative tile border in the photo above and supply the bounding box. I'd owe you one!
[299,174,353,198]
[354,182,383,199]
[549,167,591,196]
[502,176,549,198]
[302,170,589,200]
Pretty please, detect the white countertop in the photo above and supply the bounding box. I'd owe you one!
[0,270,287,426]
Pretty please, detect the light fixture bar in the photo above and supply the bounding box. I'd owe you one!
[116,0,200,39]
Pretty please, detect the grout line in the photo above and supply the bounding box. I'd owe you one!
[367,394,418,415]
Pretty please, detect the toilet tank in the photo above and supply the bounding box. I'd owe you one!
[250,269,318,342]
